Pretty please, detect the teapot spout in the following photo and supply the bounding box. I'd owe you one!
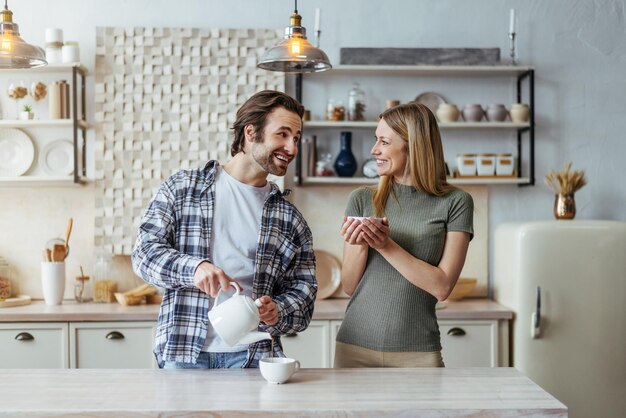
[237,331,272,346]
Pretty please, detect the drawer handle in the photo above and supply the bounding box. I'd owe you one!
[105,331,125,340]
[15,332,34,341]
[447,327,466,337]
[283,333,298,338]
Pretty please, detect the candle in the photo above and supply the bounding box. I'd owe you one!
[509,8,516,33]
[314,8,321,33]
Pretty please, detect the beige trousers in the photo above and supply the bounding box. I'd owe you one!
[334,342,445,368]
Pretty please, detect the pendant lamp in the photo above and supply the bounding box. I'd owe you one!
[258,0,331,73]
[0,0,46,69]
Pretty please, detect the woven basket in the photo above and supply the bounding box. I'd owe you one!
[114,292,145,306]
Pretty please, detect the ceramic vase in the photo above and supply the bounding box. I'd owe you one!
[462,104,484,122]
[510,103,530,123]
[436,103,460,122]
[486,104,508,122]
[334,132,357,177]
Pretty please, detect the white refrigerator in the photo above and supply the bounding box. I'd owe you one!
[494,220,626,418]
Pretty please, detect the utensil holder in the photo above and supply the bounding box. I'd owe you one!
[41,262,65,305]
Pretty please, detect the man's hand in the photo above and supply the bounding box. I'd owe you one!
[193,261,242,298]
[257,295,278,325]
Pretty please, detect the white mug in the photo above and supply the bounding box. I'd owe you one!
[41,262,65,305]
[259,357,301,384]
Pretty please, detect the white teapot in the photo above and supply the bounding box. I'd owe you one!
[208,282,272,346]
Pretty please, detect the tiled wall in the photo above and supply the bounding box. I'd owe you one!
[94,27,285,254]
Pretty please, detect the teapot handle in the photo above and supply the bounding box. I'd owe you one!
[214,281,240,306]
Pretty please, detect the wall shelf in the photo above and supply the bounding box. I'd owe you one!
[314,65,533,76]
[304,121,530,130]
[0,176,90,187]
[296,64,535,187]
[0,63,89,186]
[301,176,531,187]
[0,120,89,129]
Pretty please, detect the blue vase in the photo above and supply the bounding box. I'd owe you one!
[334,132,357,177]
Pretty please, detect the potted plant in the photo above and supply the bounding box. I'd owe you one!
[19,104,34,120]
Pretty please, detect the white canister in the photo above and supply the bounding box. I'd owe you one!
[41,262,66,305]
[477,154,496,176]
[456,154,477,176]
[45,46,62,64]
[62,42,80,63]
[496,154,515,176]
[45,28,63,44]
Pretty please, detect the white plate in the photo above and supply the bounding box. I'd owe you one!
[414,92,446,115]
[0,128,34,177]
[39,140,74,176]
[314,249,342,300]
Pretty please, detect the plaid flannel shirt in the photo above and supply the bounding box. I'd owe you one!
[131,160,317,368]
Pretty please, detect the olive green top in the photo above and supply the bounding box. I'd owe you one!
[336,183,474,352]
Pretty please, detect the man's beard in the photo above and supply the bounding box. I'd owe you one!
[251,142,289,176]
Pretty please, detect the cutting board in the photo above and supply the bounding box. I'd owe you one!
[0,295,32,308]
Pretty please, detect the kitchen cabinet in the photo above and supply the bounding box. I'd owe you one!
[0,320,155,369]
[282,318,505,368]
[0,322,69,368]
[0,64,89,187]
[69,321,156,369]
[294,65,535,187]
[439,319,499,367]
[280,320,330,368]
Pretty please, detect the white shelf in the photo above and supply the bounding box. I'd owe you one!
[0,63,88,74]
[300,177,531,186]
[304,121,529,130]
[0,176,89,187]
[313,65,533,77]
[0,120,89,129]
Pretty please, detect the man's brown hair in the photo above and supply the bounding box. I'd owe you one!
[231,90,304,156]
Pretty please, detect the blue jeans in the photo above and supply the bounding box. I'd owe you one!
[162,350,248,369]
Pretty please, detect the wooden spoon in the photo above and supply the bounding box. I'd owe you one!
[64,218,73,259]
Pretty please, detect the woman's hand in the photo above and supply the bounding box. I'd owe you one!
[359,217,390,250]
[257,295,279,325]
[341,216,366,246]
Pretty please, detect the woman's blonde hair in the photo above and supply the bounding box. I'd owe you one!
[372,102,454,217]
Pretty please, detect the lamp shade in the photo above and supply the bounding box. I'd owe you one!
[0,5,46,69]
[258,12,331,73]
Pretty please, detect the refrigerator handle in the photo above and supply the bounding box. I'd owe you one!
[531,286,541,339]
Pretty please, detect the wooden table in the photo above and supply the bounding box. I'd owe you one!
[0,368,566,417]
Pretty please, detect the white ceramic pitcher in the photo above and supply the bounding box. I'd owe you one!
[208,282,271,346]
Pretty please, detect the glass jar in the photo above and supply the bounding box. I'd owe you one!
[347,82,366,121]
[0,256,11,301]
[93,252,117,303]
[326,99,345,121]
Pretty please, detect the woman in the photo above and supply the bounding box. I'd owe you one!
[334,103,474,368]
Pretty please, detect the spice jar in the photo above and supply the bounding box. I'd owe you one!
[326,99,345,121]
[0,257,11,301]
[347,82,366,121]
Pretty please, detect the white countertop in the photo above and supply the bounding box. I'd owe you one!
[0,368,565,417]
[0,298,512,322]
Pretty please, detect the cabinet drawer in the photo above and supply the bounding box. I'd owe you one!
[70,322,156,369]
[439,320,497,367]
[0,323,68,368]
[280,320,330,368]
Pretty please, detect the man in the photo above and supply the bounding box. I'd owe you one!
[132,90,317,369]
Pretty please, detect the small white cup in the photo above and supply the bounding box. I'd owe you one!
[41,262,66,305]
[259,357,300,384]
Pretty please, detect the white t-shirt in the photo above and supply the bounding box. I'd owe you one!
[203,166,271,352]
